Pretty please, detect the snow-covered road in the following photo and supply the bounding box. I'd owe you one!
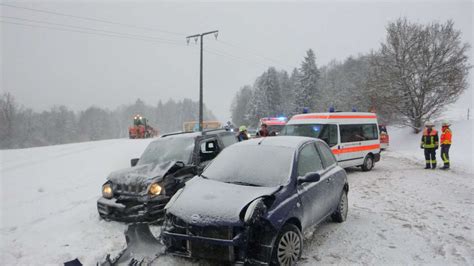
[1,138,473,265]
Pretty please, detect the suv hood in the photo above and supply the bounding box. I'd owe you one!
[107,161,180,186]
[167,177,280,226]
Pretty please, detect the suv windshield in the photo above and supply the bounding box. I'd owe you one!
[281,124,326,138]
[202,145,294,187]
[138,136,194,165]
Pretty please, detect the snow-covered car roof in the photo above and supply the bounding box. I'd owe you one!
[238,136,319,149]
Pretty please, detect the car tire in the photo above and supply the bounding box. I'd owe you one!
[271,224,303,266]
[361,154,374,171]
[331,190,348,223]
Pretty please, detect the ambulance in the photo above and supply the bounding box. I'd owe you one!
[280,112,381,171]
[259,117,287,135]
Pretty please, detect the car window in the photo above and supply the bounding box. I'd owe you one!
[220,134,238,147]
[316,142,337,168]
[297,144,323,177]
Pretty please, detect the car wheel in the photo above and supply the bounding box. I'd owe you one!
[331,190,348,223]
[361,154,374,171]
[271,224,303,266]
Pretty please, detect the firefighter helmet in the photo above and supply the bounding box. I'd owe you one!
[425,121,435,127]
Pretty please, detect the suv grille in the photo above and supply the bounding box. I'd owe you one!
[115,183,147,195]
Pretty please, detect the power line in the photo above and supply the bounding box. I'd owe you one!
[216,39,294,69]
[204,48,270,69]
[0,15,183,44]
[0,20,190,47]
[0,2,185,37]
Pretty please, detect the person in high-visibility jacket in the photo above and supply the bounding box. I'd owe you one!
[440,121,452,169]
[421,122,439,169]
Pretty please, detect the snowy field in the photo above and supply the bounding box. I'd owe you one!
[1,122,473,265]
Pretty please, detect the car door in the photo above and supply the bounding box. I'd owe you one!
[296,143,331,230]
[316,141,343,211]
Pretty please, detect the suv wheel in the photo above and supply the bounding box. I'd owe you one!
[271,224,302,266]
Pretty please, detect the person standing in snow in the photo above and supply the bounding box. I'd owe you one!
[421,122,439,169]
[237,126,249,142]
[440,121,452,169]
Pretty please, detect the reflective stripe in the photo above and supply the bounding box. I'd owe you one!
[293,114,377,120]
[442,153,449,163]
[332,144,380,154]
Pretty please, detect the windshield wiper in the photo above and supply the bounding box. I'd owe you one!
[200,174,209,179]
[225,181,261,187]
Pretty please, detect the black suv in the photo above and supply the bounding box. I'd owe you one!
[97,129,238,222]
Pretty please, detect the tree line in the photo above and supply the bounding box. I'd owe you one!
[231,18,470,132]
[0,95,215,149]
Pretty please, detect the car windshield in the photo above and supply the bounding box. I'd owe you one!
[202,145,294,187]
[138,136,194,165]
[280,124,327,138]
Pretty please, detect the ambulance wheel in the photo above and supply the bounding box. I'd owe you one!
[361,154,374,171]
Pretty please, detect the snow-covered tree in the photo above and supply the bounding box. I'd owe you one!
[369,18,471,132]
[230,86,253,127]
[298,49,320,112]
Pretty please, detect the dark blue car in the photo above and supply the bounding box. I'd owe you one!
[162,136,349,265]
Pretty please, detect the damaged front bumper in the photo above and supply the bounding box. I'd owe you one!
[162,216,276,265]
[97,195,170,223]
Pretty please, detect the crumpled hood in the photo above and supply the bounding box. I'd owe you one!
[167,177,280,226]
[107,161,177,186]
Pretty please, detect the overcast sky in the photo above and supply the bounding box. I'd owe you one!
[1,0,473,122]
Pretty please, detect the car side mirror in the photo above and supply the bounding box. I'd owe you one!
[298,172,321,185]
[131,158,139,167]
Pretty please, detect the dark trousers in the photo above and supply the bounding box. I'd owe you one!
[441,144,451,168]
[424,148,437,168]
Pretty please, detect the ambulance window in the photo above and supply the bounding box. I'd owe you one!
[328,125,338,147]
[362,124,378,140]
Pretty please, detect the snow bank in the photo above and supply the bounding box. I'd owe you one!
[0,138,154,264]
[388,120,474,174]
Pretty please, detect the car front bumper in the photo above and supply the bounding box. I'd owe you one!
[97,195,169,223]
[162,217,275,264]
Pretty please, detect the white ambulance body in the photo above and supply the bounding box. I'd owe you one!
[281,112,381,170]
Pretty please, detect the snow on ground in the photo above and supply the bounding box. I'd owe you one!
[388,119,474,174]
[1,130,473,265]
[0,138,154,264]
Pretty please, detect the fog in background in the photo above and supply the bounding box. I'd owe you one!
[1,0,473,122]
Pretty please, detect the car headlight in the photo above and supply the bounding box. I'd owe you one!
[244,198,267,224]
[102,183,113,199]
[149,183,162,196]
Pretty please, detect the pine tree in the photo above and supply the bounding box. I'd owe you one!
[298,49,320,112]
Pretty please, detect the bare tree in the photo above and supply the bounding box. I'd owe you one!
[369,18,471,133]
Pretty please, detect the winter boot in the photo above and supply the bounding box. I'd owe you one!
[431,163,437,169]
[425,164,431,169]
[441,165,450,170]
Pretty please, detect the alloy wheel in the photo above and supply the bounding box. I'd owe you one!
[277,230,301,265]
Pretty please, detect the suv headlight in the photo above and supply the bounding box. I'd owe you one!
[102,183,113,199]
[149,183,162,197]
